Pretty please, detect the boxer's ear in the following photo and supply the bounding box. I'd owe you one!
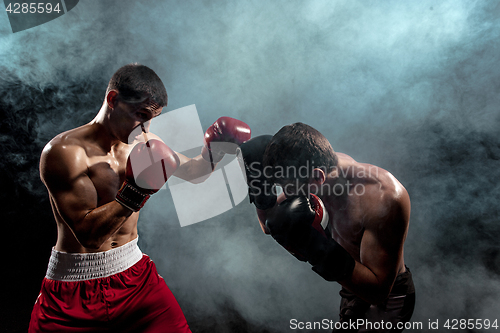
[307,169,325,196]
[106,90,119,109]
[311,168,326,185]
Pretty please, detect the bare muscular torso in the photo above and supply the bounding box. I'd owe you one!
[41,90,217,254]
[322,153,409,276]
[43,123,141,253]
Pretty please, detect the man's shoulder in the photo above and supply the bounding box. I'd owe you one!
[362,169,410,228]
[42,134,85,161]
[40,126,92,182]
[42,124,94,156]
[376,169,408,203]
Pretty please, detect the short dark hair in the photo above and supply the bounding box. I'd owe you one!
[263,122,338,182]
[107,63,168,107]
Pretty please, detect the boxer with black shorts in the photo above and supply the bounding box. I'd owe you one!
[29,63,251,332]
[238,123,415,333]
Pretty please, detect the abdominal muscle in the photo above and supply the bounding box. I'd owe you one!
[53,211,139,253]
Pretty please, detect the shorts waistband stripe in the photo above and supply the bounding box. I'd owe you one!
[45,237,143,281]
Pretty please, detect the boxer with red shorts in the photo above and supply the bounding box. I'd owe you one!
[30,64,250,332]
[30,238,192,332]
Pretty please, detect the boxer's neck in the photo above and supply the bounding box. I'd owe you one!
[89,103,126,152]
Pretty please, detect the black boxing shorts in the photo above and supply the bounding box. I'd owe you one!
[333,266,415,333]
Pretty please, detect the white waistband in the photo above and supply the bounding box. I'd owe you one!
[45,237,143,282]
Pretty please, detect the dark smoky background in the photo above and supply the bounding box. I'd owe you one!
[1,0,499,332]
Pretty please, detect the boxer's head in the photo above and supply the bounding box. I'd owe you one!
[264,122,338,196]
[104,64,167,142]
[107,63,168,107]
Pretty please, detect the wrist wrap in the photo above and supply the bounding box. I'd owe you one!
[115,180,150,212]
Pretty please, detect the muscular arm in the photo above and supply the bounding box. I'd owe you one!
[173,116,250,183]
[340,190,410,304]
[140,132,215,184]
[41,142,133,250]
[173,152,215,184]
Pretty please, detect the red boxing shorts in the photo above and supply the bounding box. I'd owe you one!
[29,237,191,332]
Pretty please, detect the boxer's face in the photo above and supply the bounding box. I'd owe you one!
[108,92,162,143]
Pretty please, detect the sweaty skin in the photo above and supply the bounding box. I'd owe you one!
[40,90,214,253]
[257,153,410,305]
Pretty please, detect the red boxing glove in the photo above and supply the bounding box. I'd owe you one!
[309,194,331,237]
[201,117,251,165]
[116,139,180,212]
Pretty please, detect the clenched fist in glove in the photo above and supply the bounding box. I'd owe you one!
[116,139,180,212]
[202,117,251,166]
[266,194,355,281]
